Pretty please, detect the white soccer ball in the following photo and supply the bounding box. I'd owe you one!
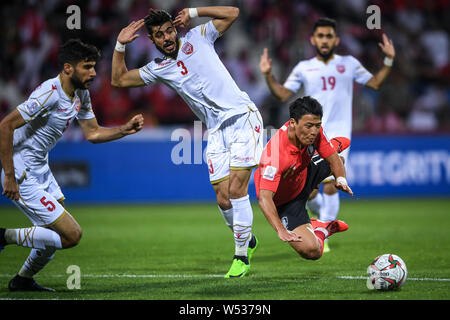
[366,254,408,290]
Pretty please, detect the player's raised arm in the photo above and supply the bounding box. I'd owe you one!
[111,19,146,88]
[258,189,302,242]
[0,109,26,200]
[365,33,395,90]
[174,6,239,35]
[78,114,144,144]
[259,48,295,102]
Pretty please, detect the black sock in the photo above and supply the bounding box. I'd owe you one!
[248,234,256,249]
[234,255,249,265]
[0,228,6,246]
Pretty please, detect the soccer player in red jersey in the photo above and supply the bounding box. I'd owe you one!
[254,96,353,259]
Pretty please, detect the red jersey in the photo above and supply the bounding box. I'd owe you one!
[254,121,335,206]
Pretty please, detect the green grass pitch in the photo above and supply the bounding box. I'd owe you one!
[0,199,449,300]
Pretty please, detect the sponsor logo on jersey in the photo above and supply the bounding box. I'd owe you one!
[181,42,194,55]
[336,64,346,73]
[157,61,171,67]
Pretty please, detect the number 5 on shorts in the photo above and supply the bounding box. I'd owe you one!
[40,196,55,212]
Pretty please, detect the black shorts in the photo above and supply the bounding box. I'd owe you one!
[276,155,331,231]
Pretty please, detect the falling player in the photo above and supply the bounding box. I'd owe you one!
[259,18,395,252]
[111,6,263,278]
[0,39,144,291]
[255,96,352,260]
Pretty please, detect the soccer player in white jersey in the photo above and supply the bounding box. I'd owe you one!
[0,39,144,291]
[259,18,395,252]
[111,6,263,278]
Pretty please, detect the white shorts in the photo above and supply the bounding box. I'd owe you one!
[1,154,66,226]
[206,109,264,184]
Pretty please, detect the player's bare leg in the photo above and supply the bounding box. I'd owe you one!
[213,178,233,230]
[289,224,322,260]
[1,204,82,292]
[223,167,258,278]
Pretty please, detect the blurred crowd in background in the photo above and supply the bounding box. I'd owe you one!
[0,0,449,133]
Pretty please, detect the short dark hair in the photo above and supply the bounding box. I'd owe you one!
[58,39,100,68]
[313,17,337,33]
[144,9,173,34]
[289,96,323,121]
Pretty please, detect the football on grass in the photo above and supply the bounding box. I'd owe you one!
[367,254,408,290]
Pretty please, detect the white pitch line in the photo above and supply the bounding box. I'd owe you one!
[0,274,449,281]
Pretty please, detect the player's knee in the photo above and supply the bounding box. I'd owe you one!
[298,246,321,260]
[308,189,319,200]
[217,198,232,210]
[64,226,82,248]
[216,192,231,210]
[229,184,247,199]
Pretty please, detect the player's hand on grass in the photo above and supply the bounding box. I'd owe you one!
[173,9,190,29]
[2,175,20,201]
[378,33,395,59]
[277,228,302,242]
[259,48,272,75]
[117,19,145,44]
[121,114,144,135]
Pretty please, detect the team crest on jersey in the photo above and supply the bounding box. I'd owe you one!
[336,64,345,73]
[181,42,194,55]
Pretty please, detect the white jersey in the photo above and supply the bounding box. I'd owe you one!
[13,75,95,175]
[283,54,373,139]
[139,20,257,132]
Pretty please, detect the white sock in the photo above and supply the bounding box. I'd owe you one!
[218,206,233,231]
[306,192,323,216]
[18,247,56,278]
[11,227,62,250]
[320,193,340,222]
[230,195,253,257]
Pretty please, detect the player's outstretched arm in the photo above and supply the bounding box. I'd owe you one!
[365,33,395,90]
[0,109,26,200]
[325,152,354,196]
[258,189,302,242]
[174,6,239,35]
[78,114,144,144]
[111,19,146,88]
[260,48,294,102]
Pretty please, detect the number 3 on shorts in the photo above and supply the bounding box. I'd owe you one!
[40,196,55,212]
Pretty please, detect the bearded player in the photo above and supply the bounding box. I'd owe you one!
[0,39,144,291]
[260,18,395,252]
[111,7,263,278]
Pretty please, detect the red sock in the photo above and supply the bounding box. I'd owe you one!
[314,230,327,256]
